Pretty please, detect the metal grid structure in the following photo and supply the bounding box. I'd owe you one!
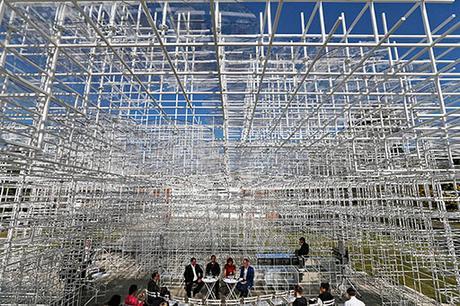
[0,0,459,304]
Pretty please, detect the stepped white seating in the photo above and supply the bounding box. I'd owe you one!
[175,297,189,306]
[188,297,205,306]
[271,291,289,306]
[146,290,161,299]
[257,293,273,306]
[225,299,242,306]
[242,296,258,306]
[206,299,222,306]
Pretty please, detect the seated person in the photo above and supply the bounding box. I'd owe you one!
[125,284,145,306]
[318,282,334,304]
[147,271,170,306]
[223,257,236,277]
[236,258,254,297]
[105,294,121,306]
[184,257,204,298]
[205,255,221,298]
[292,285,308,306]
[295,237,309,257]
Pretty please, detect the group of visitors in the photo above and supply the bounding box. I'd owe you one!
[293,237,365,306]
[103,285,144,306]
[103,256,254,306]
[104,272,171,306]
[104,237,365,305]
[184,256,254,298]
[293,283,364,306]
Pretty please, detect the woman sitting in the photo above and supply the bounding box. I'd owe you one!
[223,257,237,277]
[125,284,145,306]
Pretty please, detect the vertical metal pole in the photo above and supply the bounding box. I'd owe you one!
[420,1,459,292]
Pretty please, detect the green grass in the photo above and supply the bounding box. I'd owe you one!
[350,238,458,304]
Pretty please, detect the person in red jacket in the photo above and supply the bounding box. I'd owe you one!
[223,257,236,277]
[125,284,145,306]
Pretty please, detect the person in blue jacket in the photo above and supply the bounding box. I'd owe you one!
[236,258,254,297]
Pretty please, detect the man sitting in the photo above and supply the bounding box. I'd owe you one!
[236,258,254,297]
[147,271,170,306]
[295,237,309,257]
[184,257,204,298]
[205,255,221,298]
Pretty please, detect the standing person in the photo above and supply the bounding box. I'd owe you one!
[223,257,237,277]
[124,284,145,306]
[318,282,334,304]
[205,255,221,298]
[184,257,204,298]
[292,285,308,306]
[344,287,365,306]
[236,258,254,297]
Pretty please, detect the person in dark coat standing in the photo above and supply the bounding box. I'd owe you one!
[184,257,204,298]
[205,255,221,298]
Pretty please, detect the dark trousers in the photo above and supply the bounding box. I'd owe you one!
[236,282,250,297]
[185,281,204,298]
[148,297,166,306]
[213,282,220,298]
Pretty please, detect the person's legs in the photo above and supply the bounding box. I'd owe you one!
[193,281,204,296]
[241,286,249,298]
[236,283,248,297]
[220,281,229,295]
[214,281,220,298]
[185,282,193,298]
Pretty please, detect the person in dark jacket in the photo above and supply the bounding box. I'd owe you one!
[184,257,204,298]
[147,271,169,306]
[295,237,309,257]
[236,258,254,297]
[292,285,308,306]
[106,294,121,306]
[318,282,334,304]
[205,255,221,298]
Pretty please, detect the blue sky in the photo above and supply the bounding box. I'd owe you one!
[243,1,460,37]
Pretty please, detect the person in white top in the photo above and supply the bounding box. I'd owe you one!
[344,287,365,306]
[236,258,254,297]
[184,257,204,298]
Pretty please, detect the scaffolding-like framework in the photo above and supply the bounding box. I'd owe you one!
[0,0,459,305]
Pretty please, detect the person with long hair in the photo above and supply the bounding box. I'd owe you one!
[223,257,236,277]
[125,284,145,306]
